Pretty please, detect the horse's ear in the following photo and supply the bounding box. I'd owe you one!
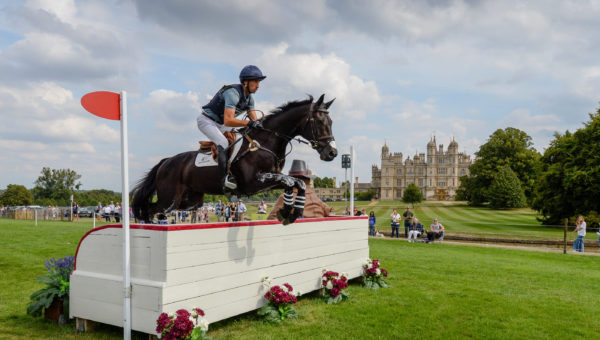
[324,98,335,110]
[315,94,325,107]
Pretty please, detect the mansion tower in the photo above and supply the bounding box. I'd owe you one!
[371,137,472,201]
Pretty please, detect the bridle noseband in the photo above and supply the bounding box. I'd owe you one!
[303,102,335,151]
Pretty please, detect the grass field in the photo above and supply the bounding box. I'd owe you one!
[329,201,570,240]
[1,218,598,339]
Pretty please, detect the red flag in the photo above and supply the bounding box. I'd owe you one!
[81,91,120,120]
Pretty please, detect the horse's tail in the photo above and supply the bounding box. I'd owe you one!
[131,158,167,222]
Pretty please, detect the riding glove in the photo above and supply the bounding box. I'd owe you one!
[247,120,263,129]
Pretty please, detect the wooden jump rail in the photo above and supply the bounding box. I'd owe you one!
[70,216,369,335]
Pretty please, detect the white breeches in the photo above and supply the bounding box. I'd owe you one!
[408,230,420,240]
[196,113,234,149]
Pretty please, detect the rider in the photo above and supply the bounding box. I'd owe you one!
[197,65,265,192]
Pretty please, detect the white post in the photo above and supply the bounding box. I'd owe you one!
[93,212,96,229]
[70,194,73,222]
[120,91,131,340]
[350,145,355,215]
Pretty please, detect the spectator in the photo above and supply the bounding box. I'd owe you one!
[268,160,332,220]
[114,203,121,223]
[72,202,79,222]
[257,199,267,214]
[402,206,414,239]
[224,203,231,222]
[390,209,401,238]
[190,209,197,223]
[203,207,210,223]
[216,200,224,222]
[95,202,103,221]
[408,218,423,242]
[573,215,586,252]
[109,201,115,222]
[343,206,351,216]
[427,218,445,243]
[237,199,247,221]
[103,205,112,222]
[354,207,360,216]
[231,202,238,222]
[368,211,376,237]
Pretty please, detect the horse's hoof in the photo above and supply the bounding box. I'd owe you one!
[281,218,290,225]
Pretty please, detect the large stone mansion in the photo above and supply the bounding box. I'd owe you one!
[371,137,472,201]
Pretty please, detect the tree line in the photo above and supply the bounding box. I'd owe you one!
[456,107,600,225]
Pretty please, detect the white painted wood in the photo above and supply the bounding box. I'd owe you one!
[70,217,369,336]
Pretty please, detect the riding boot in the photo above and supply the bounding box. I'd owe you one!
[217,146,237,191]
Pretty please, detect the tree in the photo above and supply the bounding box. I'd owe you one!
[0,184,34,206]
[488,166,526,209]
[402,183,423,205]
[314,177,335,188]
[532,108,600,224]
[75,189,122,207]
[458,127,541,205]
[32,167,82,206]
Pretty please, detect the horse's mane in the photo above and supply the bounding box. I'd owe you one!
[264,95,313,122]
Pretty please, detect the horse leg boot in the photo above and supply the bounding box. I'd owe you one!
[217,146,237,192]
[276,189,294,225]
[288,180,306,224]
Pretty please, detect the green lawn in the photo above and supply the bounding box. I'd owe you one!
[331,200,568,240]
[1,219,598,339]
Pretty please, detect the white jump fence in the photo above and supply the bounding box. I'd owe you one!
[70,216,369,335]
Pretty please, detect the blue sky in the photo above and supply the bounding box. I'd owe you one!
[1,0,600,192]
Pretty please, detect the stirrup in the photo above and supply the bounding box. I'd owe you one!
[224,175,237,190]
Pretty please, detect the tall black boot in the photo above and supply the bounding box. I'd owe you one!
[217,146,237,191]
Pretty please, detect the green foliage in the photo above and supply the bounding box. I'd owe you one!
[459,127,541,206]
[257,304,298,323]
[402,183,423,205]
[532,108,600,224]
[27,255,74,318]
[0,184,34,206]
[313,176,336,188]
[488,166,526,209]
[32,167,82,206]
[75,189,121,207]
[355,190,376,201]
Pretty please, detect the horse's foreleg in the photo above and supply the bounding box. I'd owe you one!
[287,179,306,224]
[257,173,298,225]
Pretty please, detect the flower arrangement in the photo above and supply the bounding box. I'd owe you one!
[258,277,299,322]
[362,258,389,289]
[321,270,350,304]
[27,255,75,321]
[155,308,210,340]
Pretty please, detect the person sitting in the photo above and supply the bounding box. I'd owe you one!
[268,160,332,220]
[408,218,423,243]
[427,218,445,243]
[196,65,266,193]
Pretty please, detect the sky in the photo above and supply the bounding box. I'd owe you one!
[1,0,600,192]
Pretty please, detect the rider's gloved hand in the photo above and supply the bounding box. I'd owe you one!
[247,120,263,129]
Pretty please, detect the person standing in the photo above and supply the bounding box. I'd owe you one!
[368,211,376,237]
[95,202,102,221]
[237,199,247,221]
[72,202,79,222]
[573,215,586,252]
[224,203,231,222]
[402,206,414,239]
[216,200,223,222]
[390,209,401,238]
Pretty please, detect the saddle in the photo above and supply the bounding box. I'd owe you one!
[198,131,236,162]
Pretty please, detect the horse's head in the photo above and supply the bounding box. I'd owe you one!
[300,94,337,161]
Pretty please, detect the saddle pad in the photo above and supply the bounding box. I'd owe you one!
[194,132,243,168]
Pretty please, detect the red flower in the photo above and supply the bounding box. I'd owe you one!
[381,269,388,277]
[331,287,340,297]
[284,283,293,292]
[175,309,190,319]
[156,312,171,333]
[194,307,205,317]
[372,260,380,268]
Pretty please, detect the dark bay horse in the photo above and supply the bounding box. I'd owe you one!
[132,94,337,225]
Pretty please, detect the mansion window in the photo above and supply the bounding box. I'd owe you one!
[418,179,423,187]
[397,168,402,175]
[438,168,447,175]
[397,179,402,186]
[386,179,389,185]
[417,168,424,175]
[407,168,414,174]
[397,191,402,198]
[461,169,466,176]
[438,181,446,187]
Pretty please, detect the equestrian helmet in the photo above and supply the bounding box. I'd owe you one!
[239,65,266,82]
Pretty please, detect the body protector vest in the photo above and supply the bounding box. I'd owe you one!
[202,84,251,124]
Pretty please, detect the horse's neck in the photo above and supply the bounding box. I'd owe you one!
[261,106,307,149]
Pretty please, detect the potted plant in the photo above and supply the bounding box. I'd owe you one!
[362,258,389,289]
[156,308,211,340]
[27,255,75,324]
[321,270,350,304]
[258,280,299,322]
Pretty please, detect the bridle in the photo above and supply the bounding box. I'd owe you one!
[234,101,334,169]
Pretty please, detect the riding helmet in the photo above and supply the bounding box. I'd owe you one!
[239,65,266,82]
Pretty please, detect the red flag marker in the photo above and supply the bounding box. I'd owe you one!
[81,91,120,120]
